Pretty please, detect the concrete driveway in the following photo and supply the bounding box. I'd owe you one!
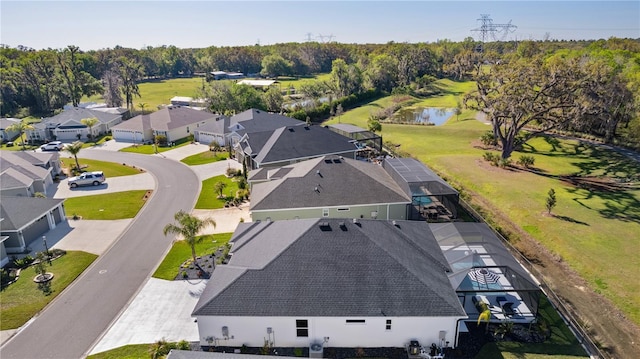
[52,172,155,199]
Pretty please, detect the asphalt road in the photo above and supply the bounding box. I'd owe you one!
[0,150,200,359]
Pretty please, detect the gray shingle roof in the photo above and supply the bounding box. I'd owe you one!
[1,152,50,181]
[250,156,410,210]
[43,107,121,125]
[252,125,357,166]
[230,109,302,135]
[192,218,464,318]
[0,196,64,230]
[0,168,34,190]
[123,106,218,131]
[111,114,152,131]
[194,115,230,134]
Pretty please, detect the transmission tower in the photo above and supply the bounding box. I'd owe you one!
[304,32,314,42]
[471,14,517,42]
[317,34,336,43]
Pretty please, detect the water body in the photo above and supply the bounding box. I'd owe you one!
[397,107,455,125]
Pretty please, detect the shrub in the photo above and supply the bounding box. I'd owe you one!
[483,152,498,163]
[155,134,168,146]
[294,348,304,357]
[480,131,498,147]
[13,255,35,269]
[498,158,512,168]
[517,155,535,168]
[226,167,239,177]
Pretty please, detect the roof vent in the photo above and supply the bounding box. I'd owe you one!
[352,218,358,224]
[339,221,347,231]
[316,170,322,177]
[314,186,320,193]
[392,220,400,228]
[288,128,295,132]
[333,159,341,163]
[304,126,310,130]
[319,222,331,231]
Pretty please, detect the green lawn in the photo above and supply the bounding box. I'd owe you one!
[119,137,191,154]
[83,77,204,112]
[153,232,233,280]
[87,344,150,359]
[0,251,98,330]
[195,175,242,209]
[277,73,332,92]
[60,158,144,177]
[371,122,640,326]
[63,190,150,220]
[181,150,229,166]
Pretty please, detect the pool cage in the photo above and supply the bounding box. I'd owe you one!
[382,158,459,220]
[430,222,542,323]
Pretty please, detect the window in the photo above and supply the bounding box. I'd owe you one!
[296,319,308,337]
[346,319,366,324]
[322,208,329,217]
[386,319,392,330]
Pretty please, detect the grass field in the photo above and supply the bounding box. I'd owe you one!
[63,190,150,220]
[180,150,229,166]
[152,232,233,280]
[84,77,204,112]
[82,74,332,114]
[0,251,98,330]
[87,344,150,359]
[195,175,242,209]
[60,158,143,177]
[325,79,640,357]
[326,80,640,328]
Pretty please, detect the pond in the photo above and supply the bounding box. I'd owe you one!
[397,107,455,125]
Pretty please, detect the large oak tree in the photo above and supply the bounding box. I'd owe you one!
[465,55,584,159]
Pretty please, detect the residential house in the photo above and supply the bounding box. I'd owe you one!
[248,156,411,221]
[193,115,231,146]
[26,107,123,143]
[193,108,301,148]
[111,106,220,143]
[0,118,21,143]
[235,124,358,170]
[248,156,460,222]
[1,151,60,196]
[192,218,466,351]
[0,196,66,254]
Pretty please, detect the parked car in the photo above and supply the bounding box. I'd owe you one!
[40,141,64,151]
[68,171,106,188]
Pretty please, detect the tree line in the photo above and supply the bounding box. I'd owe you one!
[1,38,639,151]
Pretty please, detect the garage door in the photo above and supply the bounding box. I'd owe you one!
[113,130,140,142]
[196,132,222,145]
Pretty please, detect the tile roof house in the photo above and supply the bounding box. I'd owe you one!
[248,156,411,221]
[26,107,123,143]
[111,106,220,143]
[192,218,466,350]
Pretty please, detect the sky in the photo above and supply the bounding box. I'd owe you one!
[1,1,638,51]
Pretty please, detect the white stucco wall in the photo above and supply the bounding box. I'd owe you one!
[195,316,462,349]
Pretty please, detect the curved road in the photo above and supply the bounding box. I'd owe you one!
[1,150,200,359]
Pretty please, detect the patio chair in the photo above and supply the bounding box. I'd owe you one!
[502,302,516,317]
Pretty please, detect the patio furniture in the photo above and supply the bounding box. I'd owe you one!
[502,302,516,317]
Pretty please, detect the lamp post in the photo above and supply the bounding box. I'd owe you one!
[42,235,51,265]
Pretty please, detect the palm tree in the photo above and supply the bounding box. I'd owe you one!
[213,181,227,199]
[138,102,147,115]
[6,120,35,151]
[80,117,99,144]
[64,141,84,171]
[163,210,216,265]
